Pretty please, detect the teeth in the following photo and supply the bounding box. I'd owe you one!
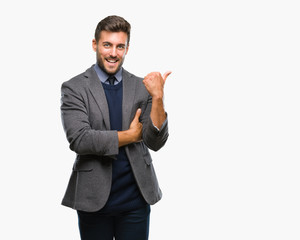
[107,59,117,63]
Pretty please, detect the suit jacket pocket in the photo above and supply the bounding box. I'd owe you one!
[73,155,95,172]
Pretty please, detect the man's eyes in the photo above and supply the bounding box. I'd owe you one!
[103,43,125,49]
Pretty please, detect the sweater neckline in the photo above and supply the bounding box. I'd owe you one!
[101,81,123,90]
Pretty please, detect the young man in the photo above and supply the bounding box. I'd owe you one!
[61,15,171,240]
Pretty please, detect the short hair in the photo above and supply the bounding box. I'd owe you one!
[94,15,131,44]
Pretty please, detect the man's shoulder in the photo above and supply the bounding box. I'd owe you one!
[62,65,95,88]
[123,68,143,82]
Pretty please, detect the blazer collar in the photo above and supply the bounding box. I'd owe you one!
[85,65,111,129]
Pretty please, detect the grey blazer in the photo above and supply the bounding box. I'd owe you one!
[60,66,169,212]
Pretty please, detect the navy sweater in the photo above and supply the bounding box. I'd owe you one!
[100,81,147,213]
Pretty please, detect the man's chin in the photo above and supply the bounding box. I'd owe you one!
[105,66,121,75]
[105,69,117,75]
[97,61,122,75]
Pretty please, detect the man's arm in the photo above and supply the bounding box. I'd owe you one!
[143,71,171,129]
[61,82,142,156]
[140,71,171,151]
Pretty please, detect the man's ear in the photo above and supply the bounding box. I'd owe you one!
[92,39,97,52]
[125,44,130,55]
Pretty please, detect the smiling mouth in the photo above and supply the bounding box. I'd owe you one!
[106,58,119,63]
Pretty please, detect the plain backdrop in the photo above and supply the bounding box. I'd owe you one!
[1,0,299,239]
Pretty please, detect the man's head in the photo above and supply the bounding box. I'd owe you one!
[92,15,131,75]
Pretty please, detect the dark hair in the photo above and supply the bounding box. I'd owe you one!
[94,15,131,44]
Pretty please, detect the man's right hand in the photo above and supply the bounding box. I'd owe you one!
[129,108,143,142]
[118,108,143,147]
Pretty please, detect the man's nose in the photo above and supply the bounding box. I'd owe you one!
[110,47,117,57]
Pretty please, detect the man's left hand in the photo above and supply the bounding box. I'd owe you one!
[143,71,172,99]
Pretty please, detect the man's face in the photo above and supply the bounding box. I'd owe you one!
[92,31,129,75]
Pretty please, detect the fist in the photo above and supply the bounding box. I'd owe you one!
[143,71,171,99]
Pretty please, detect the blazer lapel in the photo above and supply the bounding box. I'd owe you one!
[86,66,111,129]
[122,69,137,130]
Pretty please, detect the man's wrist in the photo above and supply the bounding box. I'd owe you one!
[151,94,164,101]
[118,129,138,147]
[118,130,131,147]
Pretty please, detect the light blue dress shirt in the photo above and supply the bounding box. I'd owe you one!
[94,64,123,85]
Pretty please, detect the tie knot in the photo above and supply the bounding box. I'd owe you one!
[107,75,116,85]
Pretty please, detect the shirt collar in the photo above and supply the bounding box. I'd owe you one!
[94,63,123,84]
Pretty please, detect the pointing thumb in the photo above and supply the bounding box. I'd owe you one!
[163,71,172,82]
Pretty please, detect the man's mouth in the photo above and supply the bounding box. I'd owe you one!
[106,58,118,63]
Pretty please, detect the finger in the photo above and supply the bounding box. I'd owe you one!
[163,71,172,82]
[134,108,142,121]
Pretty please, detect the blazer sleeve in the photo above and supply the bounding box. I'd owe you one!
[141,94,169,152]
[60,81,119,156]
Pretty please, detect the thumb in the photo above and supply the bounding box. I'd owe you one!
[133,108,142,121]
[163,71,172,82]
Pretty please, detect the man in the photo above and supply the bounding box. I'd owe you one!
[60,15,171,240]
